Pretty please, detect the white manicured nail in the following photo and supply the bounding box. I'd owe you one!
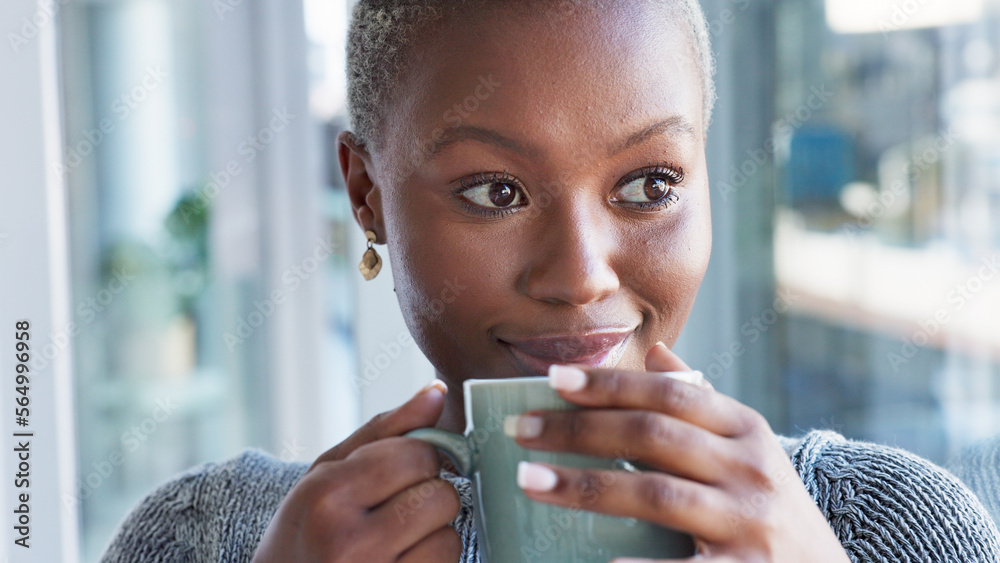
[548,365,587,391]
[657,370,708,387]
[517,461,558,492]
[504,415,544,439]
[417,378,448,397]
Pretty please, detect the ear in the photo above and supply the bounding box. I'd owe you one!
[337,130,385,242]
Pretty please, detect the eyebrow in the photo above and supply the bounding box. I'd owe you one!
[426,115,696,160]
[608,116,697,156]
[428,126,540,160]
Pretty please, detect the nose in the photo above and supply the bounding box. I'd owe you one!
[519,198,620,306]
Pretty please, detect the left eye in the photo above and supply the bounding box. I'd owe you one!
[612,176,679,205]
[615,177,670,203]
[461,182,524,208]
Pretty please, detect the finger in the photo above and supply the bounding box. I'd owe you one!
[645,343,713,390]
[315,379,448,464]
[314,436,443,507]
[549,365,763,437]
[515,463,735,544]
[644,342,691,372]
[397,525,463,563]
[370,478,462,556]
[506,409,730,484]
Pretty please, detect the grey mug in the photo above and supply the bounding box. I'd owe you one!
[404,376,695,562]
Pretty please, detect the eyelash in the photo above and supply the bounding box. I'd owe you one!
[453,162,685,218]
[619,162,685,188]
[454,170,527,219]
[615,162,685,212]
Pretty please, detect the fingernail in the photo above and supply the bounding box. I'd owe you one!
[548,364,587,391]
[418,379,447,398]
[655,341,669,351]
[517,461,558,492]
[659,370,707,387]
[504,415,544,439]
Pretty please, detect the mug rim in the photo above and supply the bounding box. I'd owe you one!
[462,376,548,391]
[461,371,703,395]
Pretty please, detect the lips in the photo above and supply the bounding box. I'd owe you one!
[499,328,635,376]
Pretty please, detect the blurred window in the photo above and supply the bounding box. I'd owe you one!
[54,0,1000,559]
[59,0,356,560]
[773,0,1000,462]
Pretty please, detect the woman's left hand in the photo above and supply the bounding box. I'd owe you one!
[505,342,851,562]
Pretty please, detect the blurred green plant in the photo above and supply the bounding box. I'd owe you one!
[162,191,212,316]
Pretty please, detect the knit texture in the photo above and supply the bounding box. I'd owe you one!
[949,434,1000,532]
[100,430,1000,562]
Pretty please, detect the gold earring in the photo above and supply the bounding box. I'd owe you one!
[359,230,382,281]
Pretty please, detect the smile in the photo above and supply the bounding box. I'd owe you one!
[499,328,635,376]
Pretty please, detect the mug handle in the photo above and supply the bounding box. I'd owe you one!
[404,428,474,476]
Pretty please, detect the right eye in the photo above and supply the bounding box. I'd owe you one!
[460,181,525,209]
[455,171,529,217]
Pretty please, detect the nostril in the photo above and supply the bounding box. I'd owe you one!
[522,261,620,306]
[518,209,620,305]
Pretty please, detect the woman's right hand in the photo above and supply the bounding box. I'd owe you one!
[252,380,462,563]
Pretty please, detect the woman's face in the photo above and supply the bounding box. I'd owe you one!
[345,2,711,392]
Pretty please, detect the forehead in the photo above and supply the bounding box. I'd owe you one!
[381,1,704,165]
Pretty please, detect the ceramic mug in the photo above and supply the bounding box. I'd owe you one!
[405,376,696,562]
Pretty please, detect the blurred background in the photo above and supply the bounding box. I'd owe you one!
[1,0,999,560]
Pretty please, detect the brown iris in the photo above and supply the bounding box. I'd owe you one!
[489,183,517,207]
[645,177,668,201]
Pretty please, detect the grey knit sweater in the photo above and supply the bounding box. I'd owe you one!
[100,430,1000,562]
[950,434,1000,532]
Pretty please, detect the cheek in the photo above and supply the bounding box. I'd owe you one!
[384,197,509,351]
[623,189,712,315]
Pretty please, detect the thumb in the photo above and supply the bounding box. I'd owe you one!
[644,342,712,389]
[317,379,448,464]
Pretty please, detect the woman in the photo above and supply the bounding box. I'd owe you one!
[101,0,1000,561]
